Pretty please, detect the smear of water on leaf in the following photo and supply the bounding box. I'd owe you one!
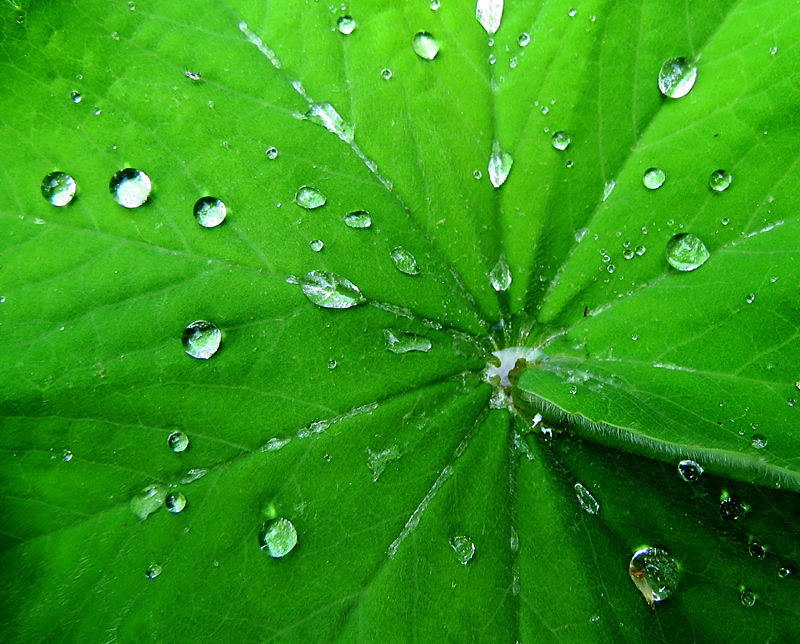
[602,181,616,201]
[574,483,600,514]
[304,102,355,144]
[658,57,697,98]
[665,233,709,271]
[488,140,513,188]
[299,270,365,308]
[182,320,222,359]
[239,21,282,69]
[412,32,440,60]
[259,518,297,557]
[384,329,432,354]
[450,535,476,564]
[41,172,77,206]
[130,484,168,520]
[367,445,401,481]
[475,0,503,35]
[110,168,151,208]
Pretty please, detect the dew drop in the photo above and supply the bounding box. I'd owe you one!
[473,170,482,179]
[778,567,791,578]
[182,320,222,359]
[629,547,680,607]
[574,483,600,514]
[623,249,634,260]
[509,56,518,68]
[740,589,757,607]
[488,254,512,291]
[380,68,393,80]
[565,159,574,168]
[294,185,327,209]
[551,130,571,150]
[184,70,201,81]
[299,270,366,308]
[518,32,530,47]
[146,563,163,579]
[168,431,189,453]
[488,53,497,65]
[41,171,77,207]
[607,264,615,274]
[70,90,82,103]
[568,7,577,16]
[746,292,756,304]
[93,107,101,115]
[265,146,279,159]
[450,535,475,565]
[62,449,73,462]
[309,239,324,252]
[750,433,767,449]
[568,384,578,395]
[665,233,710,271]
[130,484,168,520]
[658,57,697,98]
[488,140,513,188]
[677,460,704,482]
[165,492,187,513]
[327,359,337,369]
[430,0,440,9]
[749,542,766,559]
[390,247,420,275]
[336,15,355,34]
[343,210,372,228]
[720,496,746,521]
[109,168,152,208]
[709,169,732,192]
[541,105,549,114]
[384,329,432,354]
[412,31,440,60]
[770,46,778,55]
[643,168,666,190]
[193,196,227,228]
[259,518,298,557]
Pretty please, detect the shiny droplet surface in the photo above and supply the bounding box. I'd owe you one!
[168,431,189,453]
[294,185,327,209]
[475,0,503,35]
[182,320,222,359]
[551,130,571,151]
[709,169,732,192]
[412,31,439,60]
[109,168,152,208]
[165,491,186,513]
[260,517,297,558]
[629,547,680,607]
[450,535,475,565]
[309,239,324,252]
[390,247,420,275]
[62,449,73,462]
[193,196,227,228]
[41,172,77,206]
[70,90,82,103]
[299,270,366,308]
[643,168,666,189]
[344,210,372,228]
[130,484,168,520]
[488,254,512,291]
[677,459,704,482]
[518,32,530,47]
[336,15,355,34]
[750,433,768,449]
[740,589,757,607]
[574,483,600,515]
[265,146,279,159]
[778,567,791,578]
[665,233,710,272]
[146,563,162,579]
[430,0,440,9]
[488,140,513,188]
[384,329,432,354]
[749,541,766,559]
[658,57,697,98]
[380,68,393,80]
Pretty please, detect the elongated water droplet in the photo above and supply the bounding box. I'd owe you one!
[166,492,186,513]
[665,233,710,272]
[709,169,732,192]
[677,459,703,482]
[518,32,530,47]
[309,239,324,252]
[70,90,82,103]
[304,102,354,143]
[184,70,201,81]
[110,168,151,208]
[130,484,168,520]
[551,130,570,150]
[412,31,439,60]
[193,196,227,228]
[450,535,475,565]
[380,68,393,79]
[299,270,365,308]
[643,168,665,189]
[476,0,503,35]
[146,563,162,579]
[658,57,697,98]
[488,254,512,291]
[344,210,371,228]
[265,146,279,159]
[384,329,432,354]
[390,247,420,275]
[168,431,189,453]
[260,518,297,557]
[488,140,513,188]
[294,185,327,209]
[574,483,600,514]
[750,434,767,449]
[337,15,355,34]
[629,547,680,607]
[41,171,77,206]
[182,320,222,359]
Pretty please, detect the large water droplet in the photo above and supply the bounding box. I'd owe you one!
[182,320,222,359]
[309,239,324,252]
[551,130,571,150]
[41,172,77,206]
[488,254,512,291]
[70,90,82,103]
[344,210,372,228]
[518,32,530,47]
[260,518,297,557]
[130,484,168,520]
[299,270,366,308]
[488,140,513,188]
[658,57,697,98]
[337,15,355,34]
[750,434,767,449]
[294,185,327,209]
[145,563,163,579]
[168,431,189,453]
[740,589,757,607]
[574,483,600,514]
[110,168,152,208]
[384,329,432,354]
[166,491,186,513]
[643,168,666,190]
[430,0,440,9]
[629,547,680,607]
[476,0,503,35]
[193,196,227,228]
[665,233,710,272]
[450,535,475,565]
[709,169,732,192]
[677,459,703,482]
[390,247,420,275]
[412,32,440,60]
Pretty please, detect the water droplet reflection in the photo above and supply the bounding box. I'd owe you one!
[182,320,222,359]
[259,517,298,557]
[110,168,152,208]
[412,32,440,60]
[450,535,475,565]
[41,172,77,206]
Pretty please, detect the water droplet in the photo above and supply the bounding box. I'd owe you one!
[109,168,152,208]
[635,245,646,256]
[304,102,354,143]
[720,496,746,521]
[568,384,578,395]
[623,249,635,260]
[265,146,279,159]
[412,31,440,60]
[299,270,366,308]
[473,170,482,179]
[607,264,615,274]
[182,320,222,359]
[309,239,324,252]
[476,0,503,35]
[658,57,697,98]
[336,15,355,34]
[294,185,327,209]
[770,46,778,55]
[380,68,393,79]
[665,233,710,272]
[327,359,337,369]
[430,0,440,9]
[450,535,475,565]
[168,431,189,453]
[749,542,766,558]
[541,105,549,114]
[93,107,101,115]
[740,589,757,607]
[384,329,432,354]
[390,247,420,275]
[488,254,512,291]
[778,567,791,578]
[709,169,732,192]
[518,32,530,47]
[62,449,73,462]
[677,460,704,482]
[488,53,497,65]
[628,547,680,607]
[41,171,77,207]
[568,7,577,16]
[551,130,571,150]
[146,563,162,579]
[70,90,82,103]
[259,517,298,557]
[574,483,600,514]
[488,140,513,188]
[166,492,186,513]
[184,70,202,81]
[130,484,168,520]
[745,292,756,305]
[343,210,371,228]
[750,434,767,449]
[111,31,120,40]
[565,159,574,168]
[643,167,666,190]
[193,196,227,228]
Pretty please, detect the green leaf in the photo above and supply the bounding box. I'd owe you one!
[2,0,799,642]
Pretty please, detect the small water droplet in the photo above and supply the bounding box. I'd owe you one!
[384,329,432,354]
[299,270,365,308]
[473,170,482,179]
[168,431,189,453]
[309,239,324,252]
[629,547,680,607]
[259,518,298,557]
[146,563,162,579]
[778,567,791,578]
[343,210,371,228]
[166,492,186,513]
[62,449,73,462]
[631,332,639,340]
[111,31,120,40]
[184,70,202,81]
[380,68,393,79]
[488,254,512,291]
[193,196,227,228]
[643,168,666,190]
[337,15,356,34]
[568,7,577,16]
[658,57,697,98]
[93,107,101,115]
[509,56,517,68]
[265,146,279,159]
[109,168,152,208]
[740,589,757,607]
[442,539,476,578]
[294,185,327,209]
[565,159,574,168]
[721,217,730,226]
[390,247,420,275]
[568,384,578,395]
[41,172,77,207]
[430,0,440,9]
[607,264,615,274]
[677,460,704,482]
[327,359,337,369]
[541,105,549,114]
[551,130,571,150]
[412,31,439,60]
[476,0,503,34]
[182,320,222,359]
[750,434,767,449]
[488,140,513,188]
[574,483,600,514]
[709,169,732,192]
[69,90,82,103]
[720,496,746,521]
[749,542,766,558]
[518,31,530,47]
[130,484,168,520]
[745,292,756,305]
[623,249,635,260]
[770,46,778,55]
[488,53,497,64]
[665,233,710,272]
